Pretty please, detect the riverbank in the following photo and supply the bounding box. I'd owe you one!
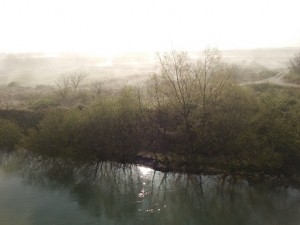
[1,101,300,187]
[1,60,300,187]
[132,152,300,188]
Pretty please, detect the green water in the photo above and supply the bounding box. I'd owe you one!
[0,153,299,225]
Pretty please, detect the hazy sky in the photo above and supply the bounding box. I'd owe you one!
[0,0,299,54]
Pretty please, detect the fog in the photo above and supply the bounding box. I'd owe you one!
[0,48,298,87]
[0,52,156,86]
[1,0,300,53]
[1,0,300,87]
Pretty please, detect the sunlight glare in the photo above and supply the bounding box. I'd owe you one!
[138,166,153,176]
[0,0,299,54]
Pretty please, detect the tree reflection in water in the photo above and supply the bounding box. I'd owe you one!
[0,151,299,225]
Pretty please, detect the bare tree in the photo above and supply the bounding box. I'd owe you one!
[147,74,169,130]
[290,53,300,75]
[56,72,88,99]
[158,51,197,133]
[153,49,232,157]
[193,48,231,129]
[91,80,104,98]
[56,75,71,98]
[69,72,87,92]
[145,74,175,163]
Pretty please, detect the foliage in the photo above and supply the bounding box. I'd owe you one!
[253,89,300,170]
[0,109,45,129]
[18,50,300,174]
[28,97,60,110]
[0,119,23,150]
[23,87,144,163]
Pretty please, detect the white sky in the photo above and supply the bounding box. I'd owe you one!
[0,0,299,55]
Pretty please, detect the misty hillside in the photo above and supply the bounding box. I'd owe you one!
[1,48,299,87]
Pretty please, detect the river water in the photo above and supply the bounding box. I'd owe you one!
[0,153,299,225]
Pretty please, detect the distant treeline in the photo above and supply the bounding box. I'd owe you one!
[1,49,300,174]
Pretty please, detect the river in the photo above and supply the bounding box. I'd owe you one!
[0,152,299,225]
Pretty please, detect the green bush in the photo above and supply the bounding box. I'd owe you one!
[253,89,300,170]
[0,119,23,150]
[28,98,59,110]
[22,109,81,158]
[22,88,144,163]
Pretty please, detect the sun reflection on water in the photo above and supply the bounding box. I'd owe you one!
[137,166,153,176]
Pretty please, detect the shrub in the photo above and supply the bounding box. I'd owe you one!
[28,98,59,110]
[0,119,23,150]
[22,90,144,163]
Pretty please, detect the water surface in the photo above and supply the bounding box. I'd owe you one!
[0,153,299,225]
